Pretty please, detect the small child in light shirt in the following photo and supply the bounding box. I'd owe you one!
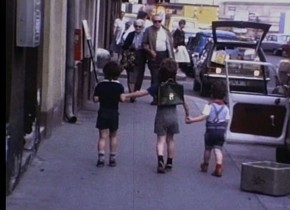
[186,81,230,177]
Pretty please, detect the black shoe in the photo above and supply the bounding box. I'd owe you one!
[96,160,105,167]
[165,164,172,171]
[108,159,117,167]
[200,163,208,173]
[150,100,157,105]
[157,165,166,174]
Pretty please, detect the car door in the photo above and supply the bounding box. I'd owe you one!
[225,59,290,146]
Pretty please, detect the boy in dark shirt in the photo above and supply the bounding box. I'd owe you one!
[93,61,126,167]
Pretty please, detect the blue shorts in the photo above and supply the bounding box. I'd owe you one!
[204,129,225,149]
[96,109,119,132]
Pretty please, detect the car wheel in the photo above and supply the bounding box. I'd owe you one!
[273,49,278,56]
[282,50,288,58]
[273,49,282,56]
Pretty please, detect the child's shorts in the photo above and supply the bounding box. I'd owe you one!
[96,109,119,131]
[154,106,179,136]
[204,129,225,149]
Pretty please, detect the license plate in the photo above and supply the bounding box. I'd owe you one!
[230,80,246,86]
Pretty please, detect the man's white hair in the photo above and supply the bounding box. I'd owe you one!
[134,19,145,26]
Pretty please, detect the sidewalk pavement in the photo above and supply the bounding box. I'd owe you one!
[6,77,290,210]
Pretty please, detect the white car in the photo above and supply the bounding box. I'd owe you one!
[261,33,290,56]
[225,59,290,164]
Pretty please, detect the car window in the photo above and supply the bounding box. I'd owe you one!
[214,26,262,43]
[225,59,289,97]
[211,46,258,66]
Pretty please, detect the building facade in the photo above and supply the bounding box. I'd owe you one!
[6,0,123,195]
[219,1,290,33]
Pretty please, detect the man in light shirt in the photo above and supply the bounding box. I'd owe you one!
[142,14,174,105]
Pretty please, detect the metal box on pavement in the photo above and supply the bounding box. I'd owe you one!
[240,161,290,196]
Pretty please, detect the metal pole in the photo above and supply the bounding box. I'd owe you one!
[64,0,77,123]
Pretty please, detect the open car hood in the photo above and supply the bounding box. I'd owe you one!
[212,21,271,49]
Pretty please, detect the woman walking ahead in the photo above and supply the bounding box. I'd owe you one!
[122,19,146,102]
[124,58,190,174]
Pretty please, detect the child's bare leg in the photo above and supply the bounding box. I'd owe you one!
[109,130,117,154]
[156,135,166,173]
[213,148,223,165]
[200,148,211,172]
[166,134,174,158]
[98,129,109,153]
[109,130,118,167]
[165,134,174,170]
[203,148,211,164]
[97,129,109,167]
[212,147,223,177]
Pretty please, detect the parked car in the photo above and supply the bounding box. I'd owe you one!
[186,30,237,78]
[261,33,290,56]
[281,43,290,58]
[193,20,271,97]
[225,58,290,164]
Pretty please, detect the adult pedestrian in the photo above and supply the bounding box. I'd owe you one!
[172,19,190,74]
[122,19,146,102]
[142,14,174,105]
[110,11,126,62]
[122,10,152,42]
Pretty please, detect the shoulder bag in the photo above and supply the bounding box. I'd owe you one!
[158,79,184,106]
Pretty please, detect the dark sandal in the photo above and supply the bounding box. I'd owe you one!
[165,164,172,171]
[200,163,209,172]
[157,165,166,174]
[96,160,105,167]
[108,159,117,167]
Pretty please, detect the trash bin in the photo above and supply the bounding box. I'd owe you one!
[240,161,290,196]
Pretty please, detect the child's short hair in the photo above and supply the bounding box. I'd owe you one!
[212,81,227,99]
[158,58,178,83]
[179,19,186,25]
[103,61,122,80]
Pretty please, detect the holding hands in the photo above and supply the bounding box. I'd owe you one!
[185,116,194,124]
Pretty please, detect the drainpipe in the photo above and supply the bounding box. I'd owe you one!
[94,0,100,53]
[64,0,77,123]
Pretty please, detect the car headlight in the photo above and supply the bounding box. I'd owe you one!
[216,67,222,74]
[254,70,260,77]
